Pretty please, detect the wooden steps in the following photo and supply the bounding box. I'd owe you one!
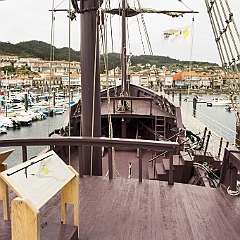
[180,151,194,183]
[148,154,188,182]
[155,162,168,181]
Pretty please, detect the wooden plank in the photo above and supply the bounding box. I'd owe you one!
[0,149,14,165]
[173,154,184,165]
[162,158,175,171]
[155,162,166,174]
[0,163,9,220]
[61,166,79,230]
[12,197,40,240]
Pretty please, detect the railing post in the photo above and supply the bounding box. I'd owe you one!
[230,166,238,191]
[78,146,83,178]
[108,147,113,179]
[139,148,142,182]
[168,152,174,185]
[150,100,152,115]
[201,127,208,149]
[113,99,115,114]
[218,137,223,158]
[203,131,211,161]
[22,146,27,162]
[220,149,230,183]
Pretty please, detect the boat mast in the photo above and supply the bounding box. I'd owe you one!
[80,0,102,175]
[121,0,127,95]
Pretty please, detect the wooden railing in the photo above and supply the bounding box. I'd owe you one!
[220,148,240,192]
[0,137,179,185]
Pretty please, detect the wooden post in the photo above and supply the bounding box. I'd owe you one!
[203,131,211,161]
[22,146,27,162]
[193,97,197,117]
[168,152,174,185]
[108,147,113,179]
[12,198,40,240]
[230,166,238,192]
[61,166,79,234]
[136,136,141,157]
[139,148,143,182]
[78,146,83,178]
[218,137,223,158]
[0,163,9,220]
[0,148,14,220]
[201,127,208,149]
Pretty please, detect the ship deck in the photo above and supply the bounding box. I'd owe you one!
[1,175,240,240]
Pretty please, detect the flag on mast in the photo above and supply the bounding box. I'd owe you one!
[162,25,192,44]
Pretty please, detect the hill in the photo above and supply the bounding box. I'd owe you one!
[0,40,80,61]
[0,40,219,71]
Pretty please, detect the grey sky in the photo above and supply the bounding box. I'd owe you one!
[0,0,239,65]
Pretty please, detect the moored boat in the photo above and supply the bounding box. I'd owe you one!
[207,97,232,107]
[0,124,7,134]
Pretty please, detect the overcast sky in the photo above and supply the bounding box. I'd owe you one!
[0,0,239,65]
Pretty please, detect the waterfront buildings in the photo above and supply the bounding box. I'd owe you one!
[0,55,235,90]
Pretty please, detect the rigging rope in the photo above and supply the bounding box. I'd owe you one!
[67,0,72,165]
[204,0,240,128]
[136,0,153,55]
[99,3,123,177]
[48,0,59,139]
[177,0,193,11]
[187,17,195,88]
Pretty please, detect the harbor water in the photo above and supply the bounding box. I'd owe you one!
[0,112,67,168]
[170,93,236,144]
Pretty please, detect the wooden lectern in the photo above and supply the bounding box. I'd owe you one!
[0,150,79,240]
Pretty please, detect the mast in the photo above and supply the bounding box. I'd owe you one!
[121,0,127,95]
[80,0,102,175]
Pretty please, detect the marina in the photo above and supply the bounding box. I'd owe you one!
[0,111,67,167]
[0,93,236,169]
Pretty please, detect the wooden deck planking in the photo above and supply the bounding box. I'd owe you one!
[1,175,240,239]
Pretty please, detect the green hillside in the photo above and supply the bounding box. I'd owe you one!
[0,40,219,72]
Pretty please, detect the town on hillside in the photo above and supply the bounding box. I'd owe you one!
[0,55,237,94]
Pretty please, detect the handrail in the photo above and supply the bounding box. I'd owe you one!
[0,136,179,185]
[220,148,240,194]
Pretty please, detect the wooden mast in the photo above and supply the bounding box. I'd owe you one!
[121,0,127,95]
[80,0,102,175]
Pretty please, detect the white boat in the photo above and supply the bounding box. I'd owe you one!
[184,95,206,103]
[10,115,32,126]
[0,115,20,128]
[207,97,232,107]
[0,125,7,134]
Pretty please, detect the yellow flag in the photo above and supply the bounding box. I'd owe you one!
[162,25,192,44]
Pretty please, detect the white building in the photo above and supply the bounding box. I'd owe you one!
[62,72,81,87]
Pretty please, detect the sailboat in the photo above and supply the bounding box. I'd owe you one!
[1,0,240,239]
